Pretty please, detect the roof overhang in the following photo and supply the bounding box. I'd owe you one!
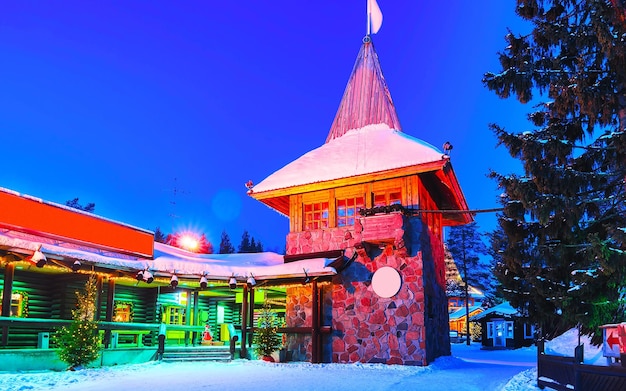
[0,230,337,287]
[250,159,449,216]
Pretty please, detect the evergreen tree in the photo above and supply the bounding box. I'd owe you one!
[65,198,95,213]
[485,225,508,307]
[446,222,490,345]
[154,227,167,244]
[54,275,100,369]
[255,240,264,252]
[219,230,235,254]
[252,302,282,359]
[484,1,626,339]
[238,230,252,253]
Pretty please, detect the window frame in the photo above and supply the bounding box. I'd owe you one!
[336,195,365,227]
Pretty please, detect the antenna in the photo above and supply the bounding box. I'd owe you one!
[366,0,371,36]
[164,177,189,229]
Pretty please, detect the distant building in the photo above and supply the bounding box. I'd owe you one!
[470,302,535,349]
[445,247,484,339]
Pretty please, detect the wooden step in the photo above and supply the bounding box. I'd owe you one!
[161,346,232,363]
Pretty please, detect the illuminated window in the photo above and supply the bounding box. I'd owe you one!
[0,293,25,317]
[506,321,514,338]
[113,302,133,322]
[373,189,402,207]
[217,305,225,324]
[304,201,329,230]
[337,196,364,227]
[165,306,186,325]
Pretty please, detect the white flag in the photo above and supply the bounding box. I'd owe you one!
[368,0,383,34]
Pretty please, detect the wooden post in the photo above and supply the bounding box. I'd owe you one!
[95,275,104,321]
[192,291,199,345]
[1,263,15,347]
[103,279,116,348]
[311,280,319,363]
[240,284,248,358]
[185,289,192,346]
[248,286,254,348]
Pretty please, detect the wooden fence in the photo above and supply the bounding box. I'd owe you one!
[537,340,626,390]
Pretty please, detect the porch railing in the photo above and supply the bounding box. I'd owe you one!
[0,316,205,349]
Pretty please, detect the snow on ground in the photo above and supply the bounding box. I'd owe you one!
[0,358,527,391]
[0,329,603,391]
[544,327,605,365]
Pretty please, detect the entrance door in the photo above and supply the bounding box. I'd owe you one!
[493,320,506,348]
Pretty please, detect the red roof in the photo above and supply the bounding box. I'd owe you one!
[326,37,402,143]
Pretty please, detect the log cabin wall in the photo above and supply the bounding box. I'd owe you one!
[50,274,90,320]
[0,268,57,348]
[112,285,158,345]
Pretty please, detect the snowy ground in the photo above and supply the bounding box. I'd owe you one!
[0,330,602,391]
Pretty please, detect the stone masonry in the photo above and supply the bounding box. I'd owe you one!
[285,212,450,365]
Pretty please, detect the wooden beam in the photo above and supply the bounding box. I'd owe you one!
[248,286,254,349]
[240,284,248,358]
[185,289,192,346]
[284,250,343,263]
[192,291,199,345]
[103,278,115,348]
[311,280,319,363]
[251,161,446,201]
[95,275,103,321]
[1,263,15,346]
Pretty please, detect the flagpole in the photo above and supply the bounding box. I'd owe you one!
[366,0,371,36]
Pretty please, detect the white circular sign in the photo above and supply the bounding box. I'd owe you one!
[371,266,402,298]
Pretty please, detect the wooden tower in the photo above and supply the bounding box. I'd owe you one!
[249,36,471,365]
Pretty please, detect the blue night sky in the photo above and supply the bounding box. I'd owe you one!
[1,1,532,252]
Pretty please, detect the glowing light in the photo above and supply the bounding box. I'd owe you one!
[179,234,200,251]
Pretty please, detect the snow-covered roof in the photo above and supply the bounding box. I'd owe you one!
[449,305,483,320]
[151,242,336,280]
[252,123,448,193]
[0,229,337,281]
[470,302,521,321]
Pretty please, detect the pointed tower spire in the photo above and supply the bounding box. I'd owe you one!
[325,37,402,143]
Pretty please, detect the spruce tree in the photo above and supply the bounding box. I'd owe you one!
[154,227,167,244]
[218,230,235,254]
[54,275,100,369]
[238,230,252,253]
[252,302,282,360]
[65,198,95,213]
[484,1,626,339]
